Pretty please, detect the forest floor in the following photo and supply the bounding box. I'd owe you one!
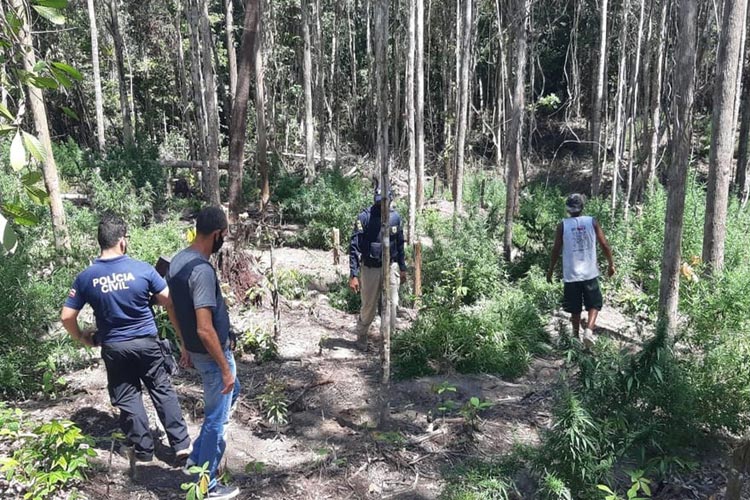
[18,246,740,499]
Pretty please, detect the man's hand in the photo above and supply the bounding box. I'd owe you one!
[546,270,554,284]
[399,270,407,284]
[349,276,360,293]
[179,350,192,368]
[607,264,616,277]
[221,370,235,395]
[79,328,97,347]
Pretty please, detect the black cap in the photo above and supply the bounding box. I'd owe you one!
[374,188,392,203]
[565,193,585,213]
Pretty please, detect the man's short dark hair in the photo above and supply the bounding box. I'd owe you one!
[98,213,127,250]
[196,206,228,235]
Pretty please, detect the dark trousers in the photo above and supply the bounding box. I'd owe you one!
[101,336,190,457]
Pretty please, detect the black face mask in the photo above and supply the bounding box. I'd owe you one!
[212,233,224,254]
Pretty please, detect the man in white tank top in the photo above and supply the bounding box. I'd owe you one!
[546,194,615,347]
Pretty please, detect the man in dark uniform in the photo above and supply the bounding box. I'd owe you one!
[61,214,191,463]
[348,188,407,350]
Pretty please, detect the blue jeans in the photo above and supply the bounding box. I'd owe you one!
[188,348,240,489]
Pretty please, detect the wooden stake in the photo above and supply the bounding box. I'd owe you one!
[332,228,340,265]
[414,241,422,305]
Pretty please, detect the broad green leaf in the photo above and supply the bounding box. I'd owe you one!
[32,5,66,25]
[0,103,14,122]
[21,171,42,185]
[29,75,59,89]
[33,0,69,8]
[61,106,79,120]
[10,132,26,171]
[51,62,82,81]
[22,131,47,164]
[50,67,72,88]
[0,124,15,136]
[0,213,18,255]
[24,185,49,206]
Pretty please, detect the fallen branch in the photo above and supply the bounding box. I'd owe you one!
[159,159,231,170]
[289,379,334,410]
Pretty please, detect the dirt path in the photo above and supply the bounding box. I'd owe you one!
[16,248,735,499]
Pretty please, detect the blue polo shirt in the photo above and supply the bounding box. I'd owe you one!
[64,255,165,344]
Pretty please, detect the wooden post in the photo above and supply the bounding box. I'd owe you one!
[727,438,750,500]
[480,178,486,208]
[332,228,340,265]
[432,175,438,199]
[414,241,422,306]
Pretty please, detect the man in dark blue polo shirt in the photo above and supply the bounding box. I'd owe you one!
[61,214,190,463]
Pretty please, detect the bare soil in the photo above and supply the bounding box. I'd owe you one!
[13,247,740,499]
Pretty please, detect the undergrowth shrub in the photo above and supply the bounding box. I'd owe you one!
[0,405,96,499]
[94,142,165,194]
[393,286,549,379]
[273,170,370,248]
[421,213,504,307]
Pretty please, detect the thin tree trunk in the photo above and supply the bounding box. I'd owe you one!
[625,0,645,219]
[452,0,473,219]
[228,0,260,219]
[407,0,417,244]
[175,2,196,161]
[735,4,750,204]
[591,0,609,196]
[374,0,391,399]
[198,0,222,205]
[416,0,425,212]
[314,0,326,163]
[186,0,209,193]
[703,0,748,274]
[256,0,270,207]
[347,0,358,100]
[226,0,238,102]
[107,0,133,146]
[503,0,529,262]
[657,0,697,334]
[645,0,668,194]
[87,0,105,152]
[495,0,506,173]
[11,0,70,252]
[302,0,315,182]
[611,0,630,212]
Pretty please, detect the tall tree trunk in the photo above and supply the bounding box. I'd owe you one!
[407,0,417,244]
[565,0,582,121]
[256,0,270,207]
[107,0,133,145]
[175,2,196,162]
[702,0,748,274]
[228,0,260,219]
[416,0,425,212]
[645,0,668,194]
[591,0,609,196]
[11,0,71,252]
[495,0,507,173]
[503,0,529,262]
[735,5,750,205]
[657,0,697,335]
[198,0,222,205]
[226,0,238,102]
[625,0,646,219]
[87,0,105,152]
[374,0,392,397]
[302,0,315,182]
[186,0,210,193]
[452,0,473,219]
[611,0,629,211]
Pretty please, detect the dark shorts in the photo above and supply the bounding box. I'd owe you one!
[563,278,603,313]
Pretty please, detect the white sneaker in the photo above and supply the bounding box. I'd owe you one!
[582,328,596,348]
